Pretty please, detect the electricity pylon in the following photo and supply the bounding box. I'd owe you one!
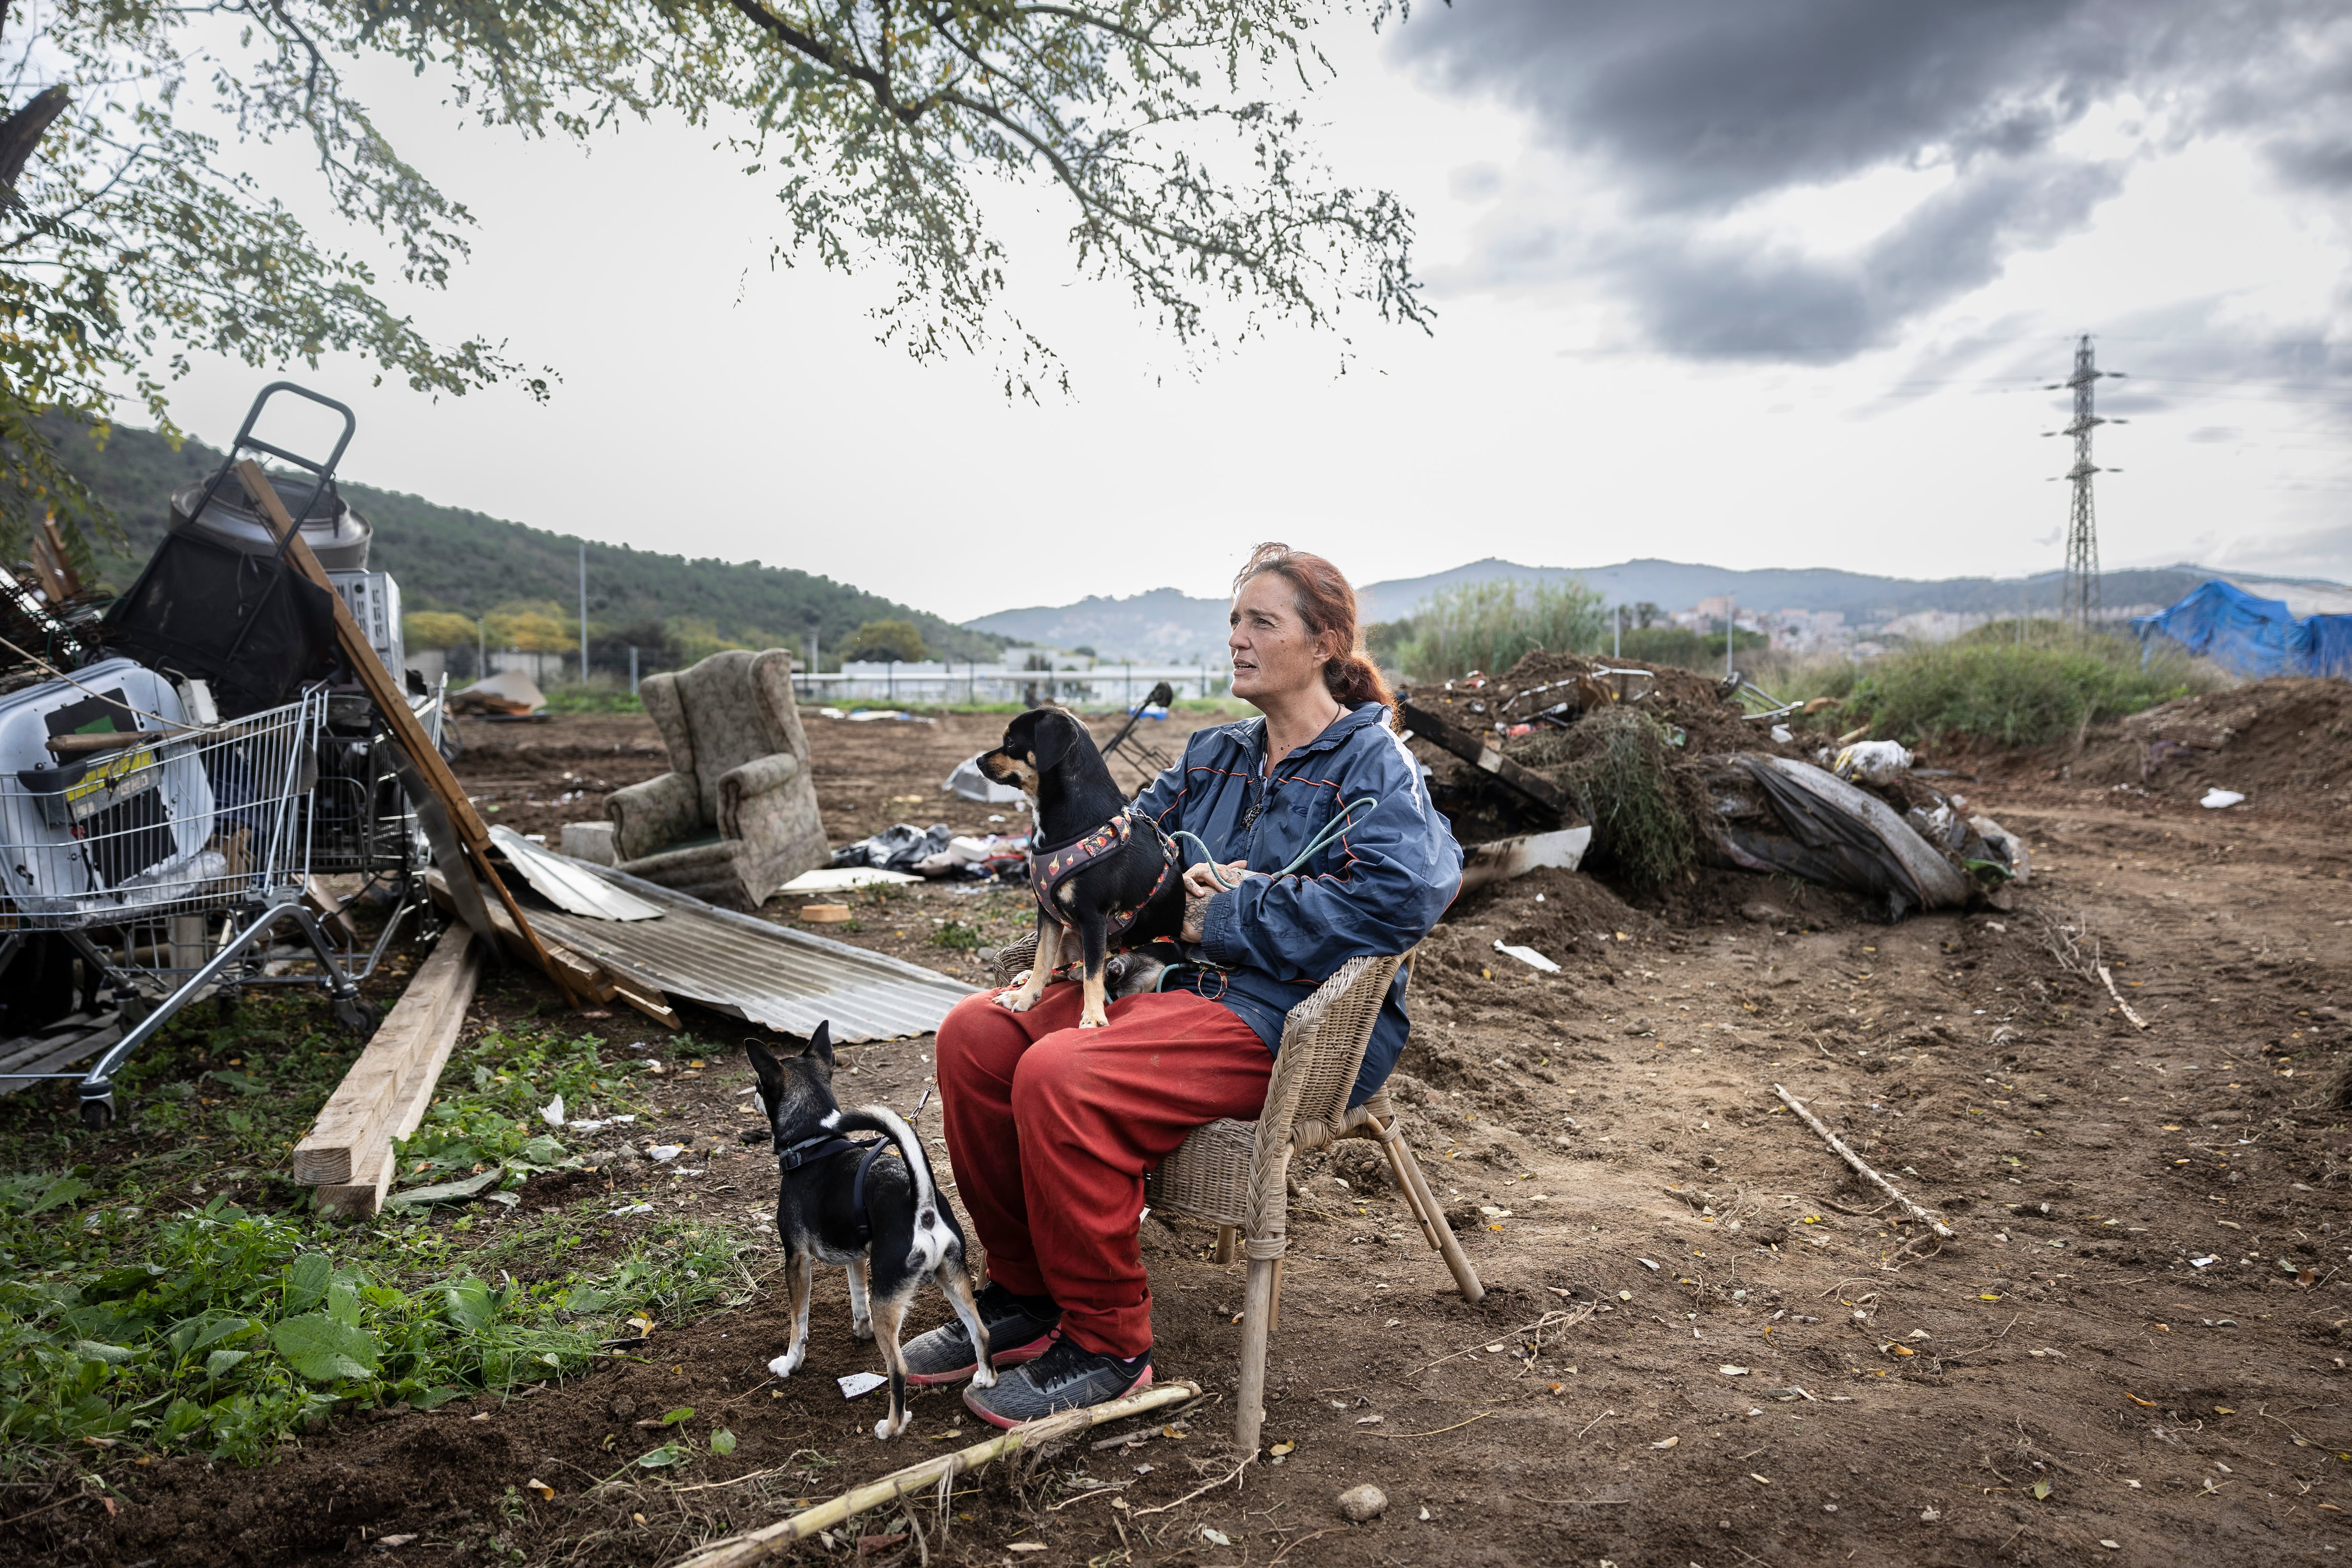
[2045,335,2125,631]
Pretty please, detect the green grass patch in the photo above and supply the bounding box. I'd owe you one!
[0,997,751,1470]
[542,685,646,714]
[1837,633,2227,748]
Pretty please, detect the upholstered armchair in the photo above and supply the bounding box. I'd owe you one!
[604,649,827,908]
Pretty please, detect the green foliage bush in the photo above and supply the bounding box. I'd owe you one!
[1839,635,2223,747]
[1397,578,1609,682]
[1518,707,1694,892]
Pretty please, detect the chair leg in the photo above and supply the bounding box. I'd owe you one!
[1268,1258,1286,1334]
[1376,1133,1444,1253]
[1234,1254,1278,1455]
[1212,1225,1237,1266]
[1382,1123,1486,1304]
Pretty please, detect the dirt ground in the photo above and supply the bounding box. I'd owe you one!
[32,691,2352,1568]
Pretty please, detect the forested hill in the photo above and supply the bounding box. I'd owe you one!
[42,420,1006,663]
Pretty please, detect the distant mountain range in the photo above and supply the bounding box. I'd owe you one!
[44,420,1010,664]
[964,557,2352,660]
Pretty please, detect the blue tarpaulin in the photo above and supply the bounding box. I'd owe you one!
[2132,580,2352,679]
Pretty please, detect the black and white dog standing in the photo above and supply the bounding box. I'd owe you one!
[746,1024,993,1439]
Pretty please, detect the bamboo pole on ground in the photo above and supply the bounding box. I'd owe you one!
[1772,1084,1957,1241]
[665,1382,1200,1568]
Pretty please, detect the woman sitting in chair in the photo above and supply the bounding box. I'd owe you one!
[908,542,1462,1427]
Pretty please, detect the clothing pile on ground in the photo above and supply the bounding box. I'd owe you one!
[830,823,1030,881]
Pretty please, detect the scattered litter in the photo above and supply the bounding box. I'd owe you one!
[448,670,547,716]
[946,753,1030,805]
[2200,788,2245,809]
[837,1372,888,1399]
[540,1095,565,1128]
[1770,724,1794,743]
[647,1145,685,1163]
[1651,1436,1679,1449]
[385,1169,504,1208]
[1720,1366,1750,1376]
[777,867,921,892]
[1831,740,1914,785]
[609,1202,654,1217]
[1637,1258,1660,1271]
[1492,939,1561,974]
[2191,1256,2217,1268]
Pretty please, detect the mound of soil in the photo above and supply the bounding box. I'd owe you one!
[2073,676,2352,815]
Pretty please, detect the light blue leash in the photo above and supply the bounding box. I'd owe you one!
[1166,796,1380,891]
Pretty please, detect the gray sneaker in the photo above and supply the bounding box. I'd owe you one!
[902,1284,1060,1386]
[961,1335,1152,1428]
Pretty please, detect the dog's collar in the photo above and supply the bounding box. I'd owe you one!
[777,1131,874,1171]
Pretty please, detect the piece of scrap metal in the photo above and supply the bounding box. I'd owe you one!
[490,825,664,921]
[531,862,971,1042]
[1456,826,1594,898]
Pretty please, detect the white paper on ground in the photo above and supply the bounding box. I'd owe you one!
[540,1094,565,1128]
[2200,788,2245,809]
[1493,939,1562,974]
[838,1371,888,1399]
[778,866,922,892]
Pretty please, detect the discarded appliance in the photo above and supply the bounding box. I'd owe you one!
[527,861,970,1042]
[449,669,548,717]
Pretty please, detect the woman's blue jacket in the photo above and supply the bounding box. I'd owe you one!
[1131,700,1462,1106]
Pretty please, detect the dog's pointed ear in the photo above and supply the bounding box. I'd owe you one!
[804,1020,835,1075]
[744,1037,786,1106]
[1031,709,1078,772]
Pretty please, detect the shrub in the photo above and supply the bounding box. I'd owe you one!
[1399,578,1608,682]
[1839,634,2227,748]
[1520,707,1694,892]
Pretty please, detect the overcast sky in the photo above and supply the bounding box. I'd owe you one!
[151,0,2352,620]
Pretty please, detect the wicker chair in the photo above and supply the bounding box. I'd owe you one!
[989,934,1484,1451]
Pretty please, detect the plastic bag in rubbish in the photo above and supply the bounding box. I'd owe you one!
[1709,755,1969,919]
[945,753,1028,804]
[2200,788,2245,809]
[1832,740,1914,784]
[830,822,956,872]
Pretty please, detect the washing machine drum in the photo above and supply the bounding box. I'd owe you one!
[0,660,219,921]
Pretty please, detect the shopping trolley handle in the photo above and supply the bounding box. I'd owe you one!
[184,381,359,560]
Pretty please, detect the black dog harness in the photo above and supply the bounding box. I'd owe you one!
[774,1131,901,1247]
[1029,810,1178,943]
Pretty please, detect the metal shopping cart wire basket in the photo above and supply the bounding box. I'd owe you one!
[0,664,372,1127]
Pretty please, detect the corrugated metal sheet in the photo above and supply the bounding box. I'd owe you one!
[532,862,971,1042]
[490,826,663,920]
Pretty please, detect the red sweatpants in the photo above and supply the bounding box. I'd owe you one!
[936,983,1271,1358]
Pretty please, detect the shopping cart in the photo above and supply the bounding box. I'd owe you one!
[0,662,378,1126]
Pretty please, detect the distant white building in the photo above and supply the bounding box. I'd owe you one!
[1879,610,1991,644]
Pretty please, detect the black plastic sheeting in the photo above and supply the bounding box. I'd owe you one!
[101,529,337,717]
[1709,754,1975,920]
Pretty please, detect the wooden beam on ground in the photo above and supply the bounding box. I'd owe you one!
[294,926,480,1187]
[310,928,485,1218]
[233,459,580,1002]
[1398,699,1573,818]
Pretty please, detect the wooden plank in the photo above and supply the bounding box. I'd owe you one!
[293,927,476,1185]
[1398,699,1573,817]
[231,460,579,1001]
[316,931,483,1218]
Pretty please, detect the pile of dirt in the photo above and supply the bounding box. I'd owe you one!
[2070,676,2352,815]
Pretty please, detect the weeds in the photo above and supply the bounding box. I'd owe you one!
[0,996,746,1470]
[1526,707,1695,892]
[1835,631,2229,748]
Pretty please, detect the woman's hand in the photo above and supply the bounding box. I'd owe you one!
[1181,860,1255,943]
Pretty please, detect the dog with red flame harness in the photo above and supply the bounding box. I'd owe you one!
[746,1023,993,1439]
[977,707,1184,1029]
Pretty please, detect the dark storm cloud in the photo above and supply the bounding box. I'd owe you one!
[1397,0,2352,361]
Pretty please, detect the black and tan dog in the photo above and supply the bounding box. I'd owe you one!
[977,707,1185,1028]
[747,1024,992,1439]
